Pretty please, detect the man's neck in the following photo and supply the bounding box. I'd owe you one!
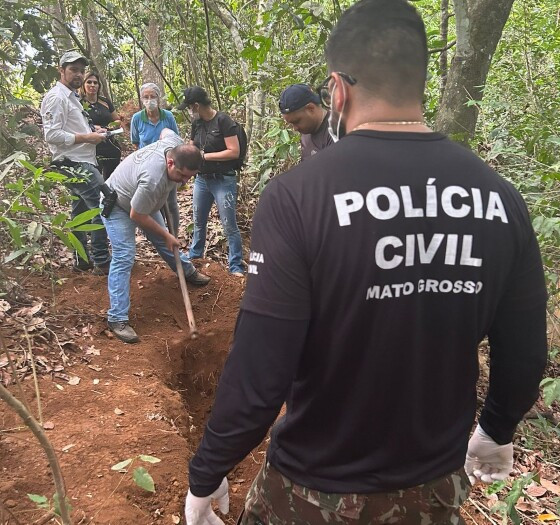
[345,102,427,133]
[311,109,328,134]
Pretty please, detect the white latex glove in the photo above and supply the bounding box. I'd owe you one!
[465,424,513,484]
[185,477,229,525]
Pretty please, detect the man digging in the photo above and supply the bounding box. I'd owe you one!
[184,1,548,524]
[102,129,210,343]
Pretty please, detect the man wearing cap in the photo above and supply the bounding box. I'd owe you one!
[279,83,333,161]
[41,51,111,274]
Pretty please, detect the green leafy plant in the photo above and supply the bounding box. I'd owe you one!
[486,472,538,525]
[0,154,104,271]
[111,455,162,493]
[28,492,73,518]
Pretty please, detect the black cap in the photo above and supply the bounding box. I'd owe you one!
[177,86,210,110]
[279,84,321,114]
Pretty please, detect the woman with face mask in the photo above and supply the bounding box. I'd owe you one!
[177,86,244,277]
[130,83,179,149]
[130,83,182,233]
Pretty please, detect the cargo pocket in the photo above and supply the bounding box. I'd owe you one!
[430,468,472,512]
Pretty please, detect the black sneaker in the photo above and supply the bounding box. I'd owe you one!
[73,259,93,272]
[107,321,139,343]
[185,270,211,286]
[92,262,111,276]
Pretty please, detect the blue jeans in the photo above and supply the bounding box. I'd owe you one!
[66,162,110,266]
[189,174,244,274]
[102,205,196,322]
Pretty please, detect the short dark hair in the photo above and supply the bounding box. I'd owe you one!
[168,144,203,171]
[326,0,428,104]
[183,86,211,106]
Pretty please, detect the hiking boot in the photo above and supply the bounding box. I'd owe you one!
[107,321,139,344]
[92,261,111,276]
[185,270,211,286]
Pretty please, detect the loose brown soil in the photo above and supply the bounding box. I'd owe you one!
[1,259,558,524]
[0,260,265,524]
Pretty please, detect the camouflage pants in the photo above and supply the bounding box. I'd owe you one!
[238,462,471,524]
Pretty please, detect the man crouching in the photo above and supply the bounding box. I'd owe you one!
[103,128,210,343]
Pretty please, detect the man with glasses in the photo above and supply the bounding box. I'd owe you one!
[279,83,333,160]
[41,51,111,274]
[184,1,547,523]
[102,129,210,343]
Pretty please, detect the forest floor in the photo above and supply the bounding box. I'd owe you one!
[1,110,559,524]
[1,254,559,524]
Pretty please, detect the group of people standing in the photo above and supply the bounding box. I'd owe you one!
[40,1,548,522]
[40,51,246,342]
[78,72,244,277]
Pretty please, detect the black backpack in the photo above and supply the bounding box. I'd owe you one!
[233,121,248,171]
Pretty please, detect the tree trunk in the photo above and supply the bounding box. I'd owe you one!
[141,17,164,95]
[82,6,111,99]
[43,0,73,53]
[439,0,450,102]
[207,0,254,139]
[252,0,274,138]
[434,0,515,144]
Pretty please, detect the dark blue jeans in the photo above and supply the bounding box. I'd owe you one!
[66,162,110,266]
[188,173,244,274]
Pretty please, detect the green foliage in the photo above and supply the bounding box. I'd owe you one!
[0,154,103,269]
[111,455,161,493]
[487,473,539,525]
[540,377,560,407]
[27,492,73,517]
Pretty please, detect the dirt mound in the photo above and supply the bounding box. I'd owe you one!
[0,260,261,524]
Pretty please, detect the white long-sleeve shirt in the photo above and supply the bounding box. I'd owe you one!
[40,82,97,164]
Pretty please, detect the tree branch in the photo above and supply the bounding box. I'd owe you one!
[0,383,72,524]
[428,39,457,54]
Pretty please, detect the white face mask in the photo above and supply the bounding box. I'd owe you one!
[142,98,158,111]
[327,81,347,143]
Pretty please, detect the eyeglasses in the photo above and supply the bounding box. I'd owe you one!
[317,72,357,109]
[85,80,99,85]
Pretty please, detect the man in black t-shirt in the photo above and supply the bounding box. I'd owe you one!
[279,83,334,161]
[184,1,548,524]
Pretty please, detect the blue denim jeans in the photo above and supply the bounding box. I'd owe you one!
[66,162,110,266]
[102,205,196,322]
[188,173,244,274]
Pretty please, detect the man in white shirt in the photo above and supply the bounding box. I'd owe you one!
[40,51,111,274]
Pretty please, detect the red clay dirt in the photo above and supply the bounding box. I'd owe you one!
[0,260,265,524]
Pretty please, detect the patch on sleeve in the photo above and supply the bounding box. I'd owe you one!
[43,111,53,123]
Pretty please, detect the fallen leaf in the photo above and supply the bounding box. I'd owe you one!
[538,514,559,522]
[114,408,124,416]
[43,421,55,430]
[55,384,64,391]
[172,515,180,524]
[93,378,100,385]
[68,376,81,386]
[15,302,43,318]
[527,484,547,498]
[88,365,102,372]
[85,346,100,356]
[517,500,538,512]
[541,479,560,496]
[62,444,75,452]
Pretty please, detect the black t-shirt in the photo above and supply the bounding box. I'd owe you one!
[300,112,333,161]
[243,130,547,490]
[190,111,238,174]
[85,96,115,128]
[189,130,547,497]
[83,96,120,158]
